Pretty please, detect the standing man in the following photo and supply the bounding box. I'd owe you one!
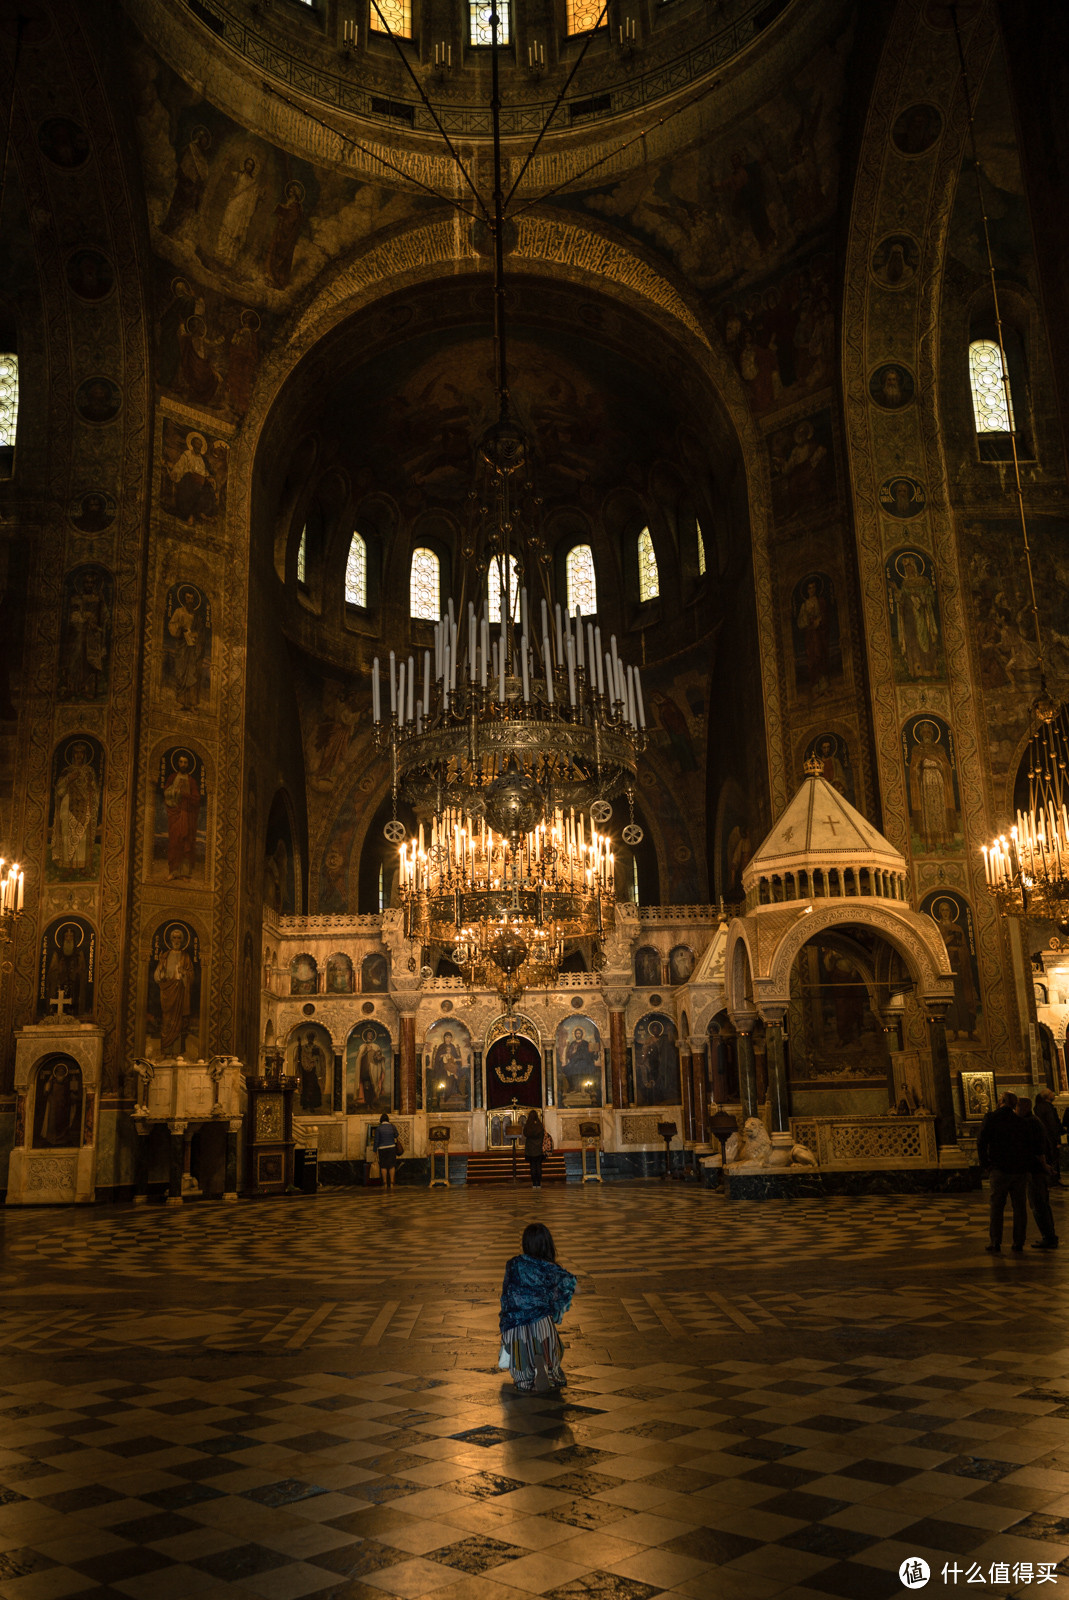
[978,1091,1042,1254]
[1018,1097,1059,1250]
[1035,1089,1063,1187]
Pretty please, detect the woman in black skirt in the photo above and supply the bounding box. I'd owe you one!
[523,1107,546,1189]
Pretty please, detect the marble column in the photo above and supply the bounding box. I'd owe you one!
[224,1119,242,1203]
[763,1011,790,1134]
[133,1126,150,1205]
[709,1030,730,1106]
[399,1012,417,1115]
[688,1038,709,1145]
[680,1037,694,1141]
[606,995,629,1109]
[735,1015,758,1118]
[927,1007,961,1154]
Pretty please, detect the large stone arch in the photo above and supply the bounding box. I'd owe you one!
[724,900,953,1021]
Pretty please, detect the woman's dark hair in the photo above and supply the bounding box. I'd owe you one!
[522,1222,556,1261]
[524,1109,542,1133]
[379,1110,391,1123]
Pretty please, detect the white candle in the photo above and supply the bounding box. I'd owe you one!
[555,603,563,665]
[522,642,530,702]
[372,658,381,723]
[389,651,396,715]
[634,667,646,728]
[407,655,415,723]
[397,661,406,725]
[566,637,576,706]
[469,605,477,681]
[481,618,489,688]
[575,609,585,669]
[423,650,431,716]
[543,633,554,703]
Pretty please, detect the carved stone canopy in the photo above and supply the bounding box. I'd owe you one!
[743,772,908,908]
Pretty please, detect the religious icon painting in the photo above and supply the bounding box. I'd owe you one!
[58,565,113,703]
[287,1022,334,1114]
[870,234,919,290]
[634,945,662,987]
[879,475,926,519]
[868,363,915,411]
[886,548,945,683]
[38,917,96,1020]
[346,1020,393,1115]
[153,747,207,883]
[65,249,115,303]
[959,1068,995,1121]
[37,117,91,169]
[789,940,889,1086]
[361,951,388,992]
[32,1055,85,1150]
[424,1018,473,1112]
[68,491,117,535]
[47,735,104,883]
[146,920,202,1060]
[902,715,963,855]
[160,418,229,526]
[921,890,983,1044]
[632,1013,681,1107]
[669,945,696,986]
[326,952,354,993]
[555,1016,603,1108]
[891,103,942,156]
[163,581,212,710]
[790,571,843,698]
[290,953,318,996]
[74,377,121,426]
[803,732,856,804]
[768,409,835,525]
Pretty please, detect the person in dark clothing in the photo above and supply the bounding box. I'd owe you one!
[1018,1097,1059,1250]
[1036,1089,1063,1186]
[499,1223,577,1392]
[523,1108,546,1189]
[978,1092,1043,1253]
[373,1109,399,1190]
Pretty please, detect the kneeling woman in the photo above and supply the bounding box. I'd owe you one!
[499,1223,577,1393]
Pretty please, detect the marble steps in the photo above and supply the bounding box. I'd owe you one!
[465,1150,569,1185]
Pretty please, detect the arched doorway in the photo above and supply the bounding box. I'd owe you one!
[485,1014,543,1112]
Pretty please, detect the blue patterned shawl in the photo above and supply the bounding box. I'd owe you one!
[499,1254,578,1334]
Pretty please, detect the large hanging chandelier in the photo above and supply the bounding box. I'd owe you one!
[371,3,646,993]
[949,15,1069,920]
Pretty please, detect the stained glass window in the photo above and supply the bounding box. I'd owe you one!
[296,525,308,585]
[345,531,367,607]
[696,519,707,578]
[410,547,440,621]
[469,0,510,45]
[566,545,597,615]
[969,338,1015,433]
[637,527,659,602]
[566,0,606,33]
[0,355,17,448]
[370,0,412,38]
[488,553,520,622]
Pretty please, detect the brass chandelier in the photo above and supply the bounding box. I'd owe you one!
[371,1,646,994]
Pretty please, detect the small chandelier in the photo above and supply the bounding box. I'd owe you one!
[983,690,1069,919]
[371,3,645,992]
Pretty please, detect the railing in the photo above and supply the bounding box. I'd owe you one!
[790,1114,938,1168]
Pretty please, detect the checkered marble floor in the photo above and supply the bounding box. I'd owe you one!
[1,1185,1068,1600]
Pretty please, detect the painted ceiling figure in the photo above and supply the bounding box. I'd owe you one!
[51,744,98,873]
[155,929,194,1057]
[164,754,201,880]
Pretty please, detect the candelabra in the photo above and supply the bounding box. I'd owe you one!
[0,857,25,976]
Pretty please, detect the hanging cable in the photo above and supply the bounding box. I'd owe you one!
[502,0,609,210]
[368,0,490,221]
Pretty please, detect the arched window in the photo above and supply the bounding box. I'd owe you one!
[566,0,607,33]
[0,354,17,449]
[345,531,367,608]
[696,519,707,578]
[470,0,510,44]
[296,525,308,585]
[488,554,520,623]
[566,544,597,616]
[370,0,412,38]
[410,547,440,621]
[637,527,659,602]
[969,338,1015,434]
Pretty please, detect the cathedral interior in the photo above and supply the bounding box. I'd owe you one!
[3,0,1069,1595]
